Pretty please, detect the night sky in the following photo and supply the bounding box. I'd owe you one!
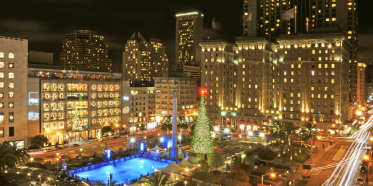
[1,0,372,66]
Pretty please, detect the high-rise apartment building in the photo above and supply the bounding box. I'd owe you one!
[0,36,28,147]
[59,30,113,72]
[175,11,204,65]
[357,62,366,107]
[201,32,351,133]
[122,32,168,87]
[243,0,358,102]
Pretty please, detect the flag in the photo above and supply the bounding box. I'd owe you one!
[242,13,252,25]
[281,8,295,21]
[212,16,221,30]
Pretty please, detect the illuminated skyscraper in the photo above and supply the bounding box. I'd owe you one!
[59,30,113,72]
[122,32,168,87]
[175,11,204,65]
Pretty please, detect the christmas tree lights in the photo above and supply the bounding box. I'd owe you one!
[190,90,214,154]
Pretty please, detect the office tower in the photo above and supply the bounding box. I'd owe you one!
[59,30,113,72]
[201,32,351,133]
[243,0,358,102]
[0,36,28,147]
[357,62,366,107]
[154,77,198,123]
[175,11,204,65]
[122,32,168,87]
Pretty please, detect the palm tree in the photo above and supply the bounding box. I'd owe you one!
[161,116,172,134]
[302,122,319,141]
[0,143,18,171]
[177,116,188,134]
[2,141,30,165]
[271,121,285,141]
[138,172,169,186]
[284,122,297,146]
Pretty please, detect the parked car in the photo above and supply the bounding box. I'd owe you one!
[72,144,80,147]
[356,177,364,186]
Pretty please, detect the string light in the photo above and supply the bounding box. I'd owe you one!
[190,94,214,154]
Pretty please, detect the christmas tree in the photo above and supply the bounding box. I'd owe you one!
[190,90,214,154]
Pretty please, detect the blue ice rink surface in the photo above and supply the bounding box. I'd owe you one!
[75,158,169,183]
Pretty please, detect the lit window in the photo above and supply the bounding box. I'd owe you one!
[298,64,301,68]
[312,50,315,54]
[331,79,335,84]
[284,71,287,75]
[332,4,336,7]
[8,63,13,68]
[331,64,335,68]
[348,31,352,34]
[284,78,287,83]
[326,18,330,22]
[9,73,14,78]
[332,18,336,21]
[291,93,294,97]
[9,102,13,108]
[311,94,314,98]
[0,52,3,58]
[318,57,322,61]
[324,94,327,99]
[0,93,3,98]
[311,87,314,91]
[0,103,3,108]
[9,112,14,122]
[8,53,14,59]
[298,93,301,97]
[331,71,335,76]
[0,62,4,68]
[9,83,14,89]
[9,92,14,98]
[0,73,3,78]
[0,82,3,88]
[311,71,315,76]
[318,94,321,98]
[318,64,322,68]
[291,64,294,68]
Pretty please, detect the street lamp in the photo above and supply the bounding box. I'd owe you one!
[30,158,34,163]
[56,158,59,175]
[184,180,187,186]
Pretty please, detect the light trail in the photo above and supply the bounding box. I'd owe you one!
[322,114,373,186]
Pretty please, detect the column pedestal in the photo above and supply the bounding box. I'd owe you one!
[170,90,179,160]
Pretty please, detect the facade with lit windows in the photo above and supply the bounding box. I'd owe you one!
[0,36,28,148]
[201,33,351,133]
[27,66,123,145]
[243,0,359,103]
[122,32,168,87]
[154,77,198,123]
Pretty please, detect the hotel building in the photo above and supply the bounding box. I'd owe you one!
[243,0,358,102]
[59,30,113,72]
[201,32,351,132]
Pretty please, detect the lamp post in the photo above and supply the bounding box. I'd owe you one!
[184,180,187,186]
[38,175,41,185]
[56,153,59,175]
[178,135,182,146]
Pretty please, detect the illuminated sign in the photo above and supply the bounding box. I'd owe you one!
[28,112,39,121]
[123,96,129,101]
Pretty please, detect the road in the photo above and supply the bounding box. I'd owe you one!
[322,115,373,186]
[30,130,164,162]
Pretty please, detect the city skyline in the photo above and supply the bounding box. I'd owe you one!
[2,0,372,67]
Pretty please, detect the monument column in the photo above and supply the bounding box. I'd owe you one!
[170,85,179,160]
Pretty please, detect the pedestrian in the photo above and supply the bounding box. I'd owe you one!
[316,146,318,150]
[323,143,324,147]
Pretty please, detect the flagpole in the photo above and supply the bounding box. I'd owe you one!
[294,5,297,34]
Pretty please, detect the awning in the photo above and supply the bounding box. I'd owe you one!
[241,120,245,124]
[246,121,251,125]
[253,121,257,125]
